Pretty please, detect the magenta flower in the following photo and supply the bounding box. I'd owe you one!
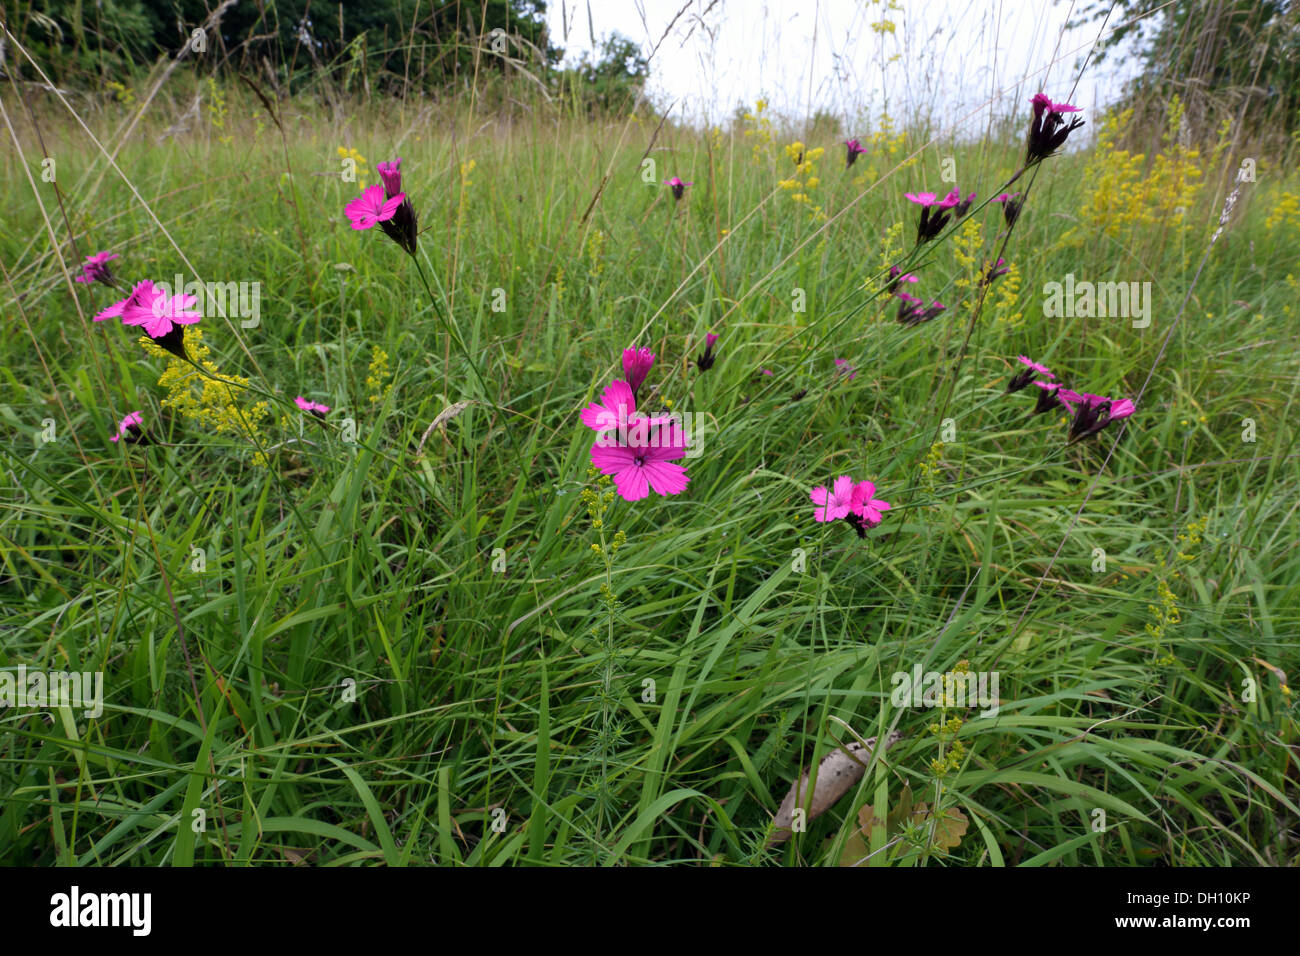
[295,396,331,419]
[109,410,146,445]
[993,192,1023,227]
[589,417,690,501]
[1059,390,1136,442]
[98,280,201,359]
[844,138,867,168]
[1031,380,1065,415]
[75,251,119,287]
[1008,355,1054,392]
[952,190,976,218]
[1027,93,1085,163]
[982,257,1010,286]
[885,264,919,294]
[845,480,891,536]
[834,358,857,381]
[346,183,405,231]
[696,332,718,372]
[898,296,945,327]
[760,368,774,376]
[373,158,419,254]
[905,189,960,243]
[581,379,639,433]
[665,177,693,201]
[376,158,402,196]
[811,475,858,522]
[622,347,655,401]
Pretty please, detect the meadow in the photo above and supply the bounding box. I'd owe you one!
[1,66,1298,866]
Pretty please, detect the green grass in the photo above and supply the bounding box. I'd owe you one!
[1,80,1298,867]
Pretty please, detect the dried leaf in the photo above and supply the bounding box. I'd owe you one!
[767,731,900,847]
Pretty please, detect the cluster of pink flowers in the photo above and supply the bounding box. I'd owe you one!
[810,476,891,537]
[1006,355,1135,441]
[580,349,690,502]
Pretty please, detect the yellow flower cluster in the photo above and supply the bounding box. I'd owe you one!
[777,141,828,220]
[586,228,606,276]
[1145,578,1181,642]
[1264,190,1300,233]
[1075,102,1203,240]
[851,113,915,187]
[365,346,392,406]
[205,77,233,147]
[918,440,945,488]
[106,80,135,105]
[951,218,983,293]
[927,707,966,779]
[740,99,774,165]
[991,260,1024,329]
[146,328,271,467]
[459,159,477,189]
[337,146,369,190]
[1176,516,1208,562]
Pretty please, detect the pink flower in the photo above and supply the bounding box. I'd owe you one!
[952,190,976,218]
[295,396,331,418]
[811,475,857,522]
[1027,93,1085,162]
[849,480,891,531]
[376,158,403,197]
[885,265,919,294]
[1059,390,1136,441]
[589,417,690,501]
[94,280,154,322]
[622,347,655,399]
[906,189,959,242]
[665,177,693,200]
[1031,380,1064,414]
[844,138,866,167]
[760,368,774,376]
[110,410,144,443]
[581,379,639,433]
[834,358,857,381]
[993,192,1023,227]
[346,183,405,230]
[75,251,119,286]
[1008,356,1054,393]
[696,332,719,372]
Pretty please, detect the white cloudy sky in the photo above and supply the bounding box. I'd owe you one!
[543,0,1146,130]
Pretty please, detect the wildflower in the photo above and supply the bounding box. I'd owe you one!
[665,176,693,201]
[905,189,960,243]
[374,158,419,255]
[981,257,1010,286]
[844,138,867,168]
[993,193,1023,227]
[951,190,976,218]
[581,379,638,433]
[295,396,330,419]
[622,347,655,402]
[1031,380,1064,415]
[696,332,719,372]
[345,183,405,232]
[109,410,147,445]
[844,480,891,537]
[1007,355,1055,393]
[98,280,201,360]
[885,265,919,294]
[834,358,857,381]
[760,368,774,376]
[810,476,891,535]
[810,475,858,522]
[1059,390,1136,442]
[589,417,690,501]
[75,251,120,288]
[1026,92,1085,164]
[898,297,946,327]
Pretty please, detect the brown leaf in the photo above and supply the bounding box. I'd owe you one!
[768,731,900,847]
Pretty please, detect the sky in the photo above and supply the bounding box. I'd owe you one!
[543,0,1147,131]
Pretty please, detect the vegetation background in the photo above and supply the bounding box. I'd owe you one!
[1,0,1297,865]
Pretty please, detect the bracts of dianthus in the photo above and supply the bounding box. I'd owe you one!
[1007,355,1054,394]
[696,332,718,372]
[75,251,121,289]
[664,177,693,201]
[375,158,419,255]
[1025,93,1085,165]
[844,139,866,169]
[993,193,1023,228]
[1059,389,1136,443]
[905,188,961,244]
